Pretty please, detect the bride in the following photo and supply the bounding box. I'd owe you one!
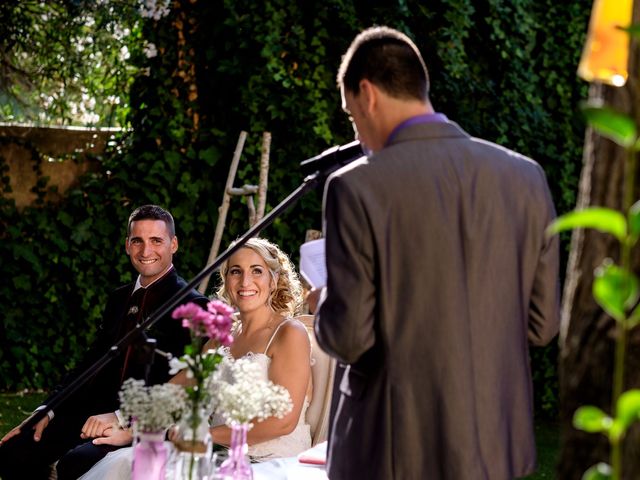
[79,237,312,478]
[207,236,312,457]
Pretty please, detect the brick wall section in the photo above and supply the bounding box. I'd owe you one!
[0,123,121,208]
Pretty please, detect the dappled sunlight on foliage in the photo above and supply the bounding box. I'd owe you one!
[0,0,155,127]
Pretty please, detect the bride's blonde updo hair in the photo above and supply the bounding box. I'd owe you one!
[217,237,303,317]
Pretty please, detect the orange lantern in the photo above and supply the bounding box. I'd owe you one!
[577,0,633,86]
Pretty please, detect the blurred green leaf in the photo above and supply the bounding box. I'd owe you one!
[574,405,612,433]
[546,208,627,241]
[616,389,640,431]
[593,262,639,322]
[581,103,636,148]
[582,462,612,480]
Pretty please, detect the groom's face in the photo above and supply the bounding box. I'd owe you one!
[125,219,178,286]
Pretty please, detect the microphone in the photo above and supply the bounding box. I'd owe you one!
[300,140,364,176]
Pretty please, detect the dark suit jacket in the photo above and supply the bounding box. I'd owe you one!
[315,121,560,480]
[47,267,208,422]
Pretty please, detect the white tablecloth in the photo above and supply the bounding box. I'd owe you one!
[251,441,327,480]
[252,457,328,480]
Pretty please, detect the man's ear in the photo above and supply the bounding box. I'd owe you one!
[359,79,378,114]
[171,236,178,254]
[124,237,130,255]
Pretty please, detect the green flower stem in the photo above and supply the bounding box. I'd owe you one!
[611,288,627,480]
[188,400,198,479]
[188,336,202,479]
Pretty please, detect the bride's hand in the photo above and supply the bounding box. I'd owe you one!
[91,427,133,446]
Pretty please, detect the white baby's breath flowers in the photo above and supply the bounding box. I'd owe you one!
[211,357,293,427]
[119,378,188,433]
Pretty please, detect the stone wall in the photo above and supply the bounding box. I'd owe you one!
[0,123,121,208]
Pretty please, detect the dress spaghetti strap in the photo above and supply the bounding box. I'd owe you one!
[264,318,293,355]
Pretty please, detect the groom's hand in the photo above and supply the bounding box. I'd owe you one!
[81,412,118,439]
[32,415,49,442]
[0,414,49,444]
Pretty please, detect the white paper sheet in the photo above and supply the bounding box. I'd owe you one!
[299,239,326,289]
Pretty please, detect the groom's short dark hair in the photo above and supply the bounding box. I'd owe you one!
[127,205,175,237]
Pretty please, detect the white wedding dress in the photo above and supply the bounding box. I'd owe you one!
[78,319,311,479]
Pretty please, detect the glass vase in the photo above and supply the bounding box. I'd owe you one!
[216,423,252,480]
[132,431,168,480]
[174,406,213,480]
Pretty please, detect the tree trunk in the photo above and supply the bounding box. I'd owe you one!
[558,4,640,478]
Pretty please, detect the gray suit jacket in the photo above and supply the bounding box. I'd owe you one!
[315,121,560,480]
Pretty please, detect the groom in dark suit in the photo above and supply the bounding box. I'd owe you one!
[314,27,560,479]
[0,205,208,479]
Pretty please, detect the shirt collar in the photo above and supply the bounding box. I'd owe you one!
[133,264,174,292]
[385,113,448,147]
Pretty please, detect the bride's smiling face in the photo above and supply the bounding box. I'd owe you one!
[225,247,274,313]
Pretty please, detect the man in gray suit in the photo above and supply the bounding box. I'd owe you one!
[314,26,560,479]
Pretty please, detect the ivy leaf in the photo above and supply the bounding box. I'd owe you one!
[57,210,74,227]
[14,245,43,275]
[199,147,219,167]
[593,262,639,322]
[582,463,612,480]
[546,208,627,242]
[70,220,92,245]
[12,275,31,291]
[574,405,613,433]
[581,103,636,148]
[616,389,640,431]
[164,150,182,170]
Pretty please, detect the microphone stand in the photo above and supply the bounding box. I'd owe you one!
[18,154,361,432]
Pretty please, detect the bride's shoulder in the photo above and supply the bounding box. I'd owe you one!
[271,317,311,352]
[282,317,311,337]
